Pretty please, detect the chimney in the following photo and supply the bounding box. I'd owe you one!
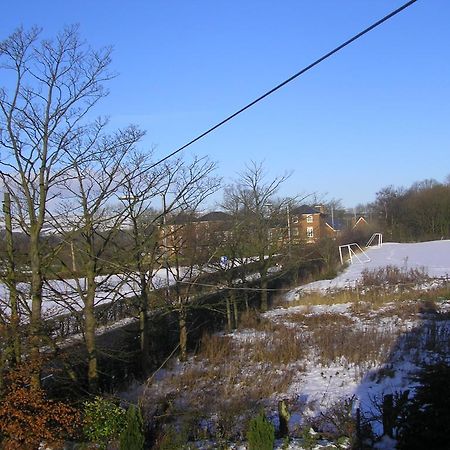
[314,204,325,214]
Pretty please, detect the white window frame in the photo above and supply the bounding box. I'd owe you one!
[306,226,314,238]
[306,215,313,223]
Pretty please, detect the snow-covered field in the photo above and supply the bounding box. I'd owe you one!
[135,240,450,449]
[0,264,216,320]
[0,268,174,320]
[0,256,273,322]
[286,240,450,299]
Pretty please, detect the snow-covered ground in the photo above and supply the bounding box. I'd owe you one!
[0,257,272,321]
[0,264,216,320]
[0,268,174,319]
[286,240,450,299]
[135,240,450,449]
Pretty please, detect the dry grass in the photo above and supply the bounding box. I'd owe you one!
[360,265,429,287]
[145,322,306,442]
[198,333,235,366]
[311,323,398,368]
[141,278,450,446]
[241,326,307,365]
[285,312,354,327]
[288,290,356,307]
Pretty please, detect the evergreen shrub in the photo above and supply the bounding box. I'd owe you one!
[120,404,145,450]
[246,409,275,450]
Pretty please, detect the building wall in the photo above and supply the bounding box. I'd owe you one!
[290,212,337,243]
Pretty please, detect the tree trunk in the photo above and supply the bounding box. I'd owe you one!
[260,278,268,312]
[179,308,187,362]
[29,227,43,388]
[139,275,150,373]
[225,295,232,332]
[231,289,239,329]
[84,274,98,393]
[3,192,21,365]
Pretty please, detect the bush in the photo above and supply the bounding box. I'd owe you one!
[0,360,81,450]
[246,410,275,450]
[83,396,126,449]
[119,404,145,450]
[397,363,450,449]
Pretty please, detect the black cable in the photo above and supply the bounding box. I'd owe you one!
[143,0,418,172]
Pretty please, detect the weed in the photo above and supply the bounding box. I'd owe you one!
[312,323,397,369]
[360,266,429,287]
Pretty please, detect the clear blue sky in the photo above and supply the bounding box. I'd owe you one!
[3,1,450,208]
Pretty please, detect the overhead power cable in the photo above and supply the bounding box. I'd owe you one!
[144,0,418,172]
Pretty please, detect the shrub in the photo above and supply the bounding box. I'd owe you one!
[0,360,81,450]
[119,404,145,450]
[300,427,319,450]
[246,410,275,450]
[360,265,429,287]
[83,396,126,449]
[397,363,450,449]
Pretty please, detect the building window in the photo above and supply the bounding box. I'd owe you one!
[306,215,313,223]
[306,227,314,238]
[292,216,299,224]
[292,228,299,236]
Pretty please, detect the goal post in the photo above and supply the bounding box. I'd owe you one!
[366,233,383,248]
[339,243,371,265]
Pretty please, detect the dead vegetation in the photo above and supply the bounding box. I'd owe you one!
[139,275,450,448]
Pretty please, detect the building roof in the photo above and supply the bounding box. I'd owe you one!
[166,210,233,225]
[352,216,369,229]
[195,211,232,222]
[291,205,321,215]
[325,217,344,231]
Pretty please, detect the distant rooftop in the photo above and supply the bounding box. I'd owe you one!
[291,205,322,215]
[195,211,232,222]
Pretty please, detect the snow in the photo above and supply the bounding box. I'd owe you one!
[130,240,450,450]
[288,240,450,297]
[0,259,259,320]
[0,269,172,319]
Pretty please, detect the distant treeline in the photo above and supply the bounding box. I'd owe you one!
[371,178,450,242]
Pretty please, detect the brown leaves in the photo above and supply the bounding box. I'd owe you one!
[0,360,81,450]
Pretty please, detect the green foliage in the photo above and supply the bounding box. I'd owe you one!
[301,427,319,450]
[119,404,145,450]
[246,410,275,450]
[83,396,126,450]
[281,436,291,449]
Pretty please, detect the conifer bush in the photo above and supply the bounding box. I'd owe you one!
[119,404,145,450]
[246,409,275,450]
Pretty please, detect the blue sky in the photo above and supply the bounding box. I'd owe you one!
[3,1,450,208]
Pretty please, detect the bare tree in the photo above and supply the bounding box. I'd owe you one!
[160,157,220,361]
[114,151,167,373]
[0,26,114,384]
[47,125,144,392]
[223,161,291,311]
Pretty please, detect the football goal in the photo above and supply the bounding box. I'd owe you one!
[339,243,371,265]
[366,233,383,248]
